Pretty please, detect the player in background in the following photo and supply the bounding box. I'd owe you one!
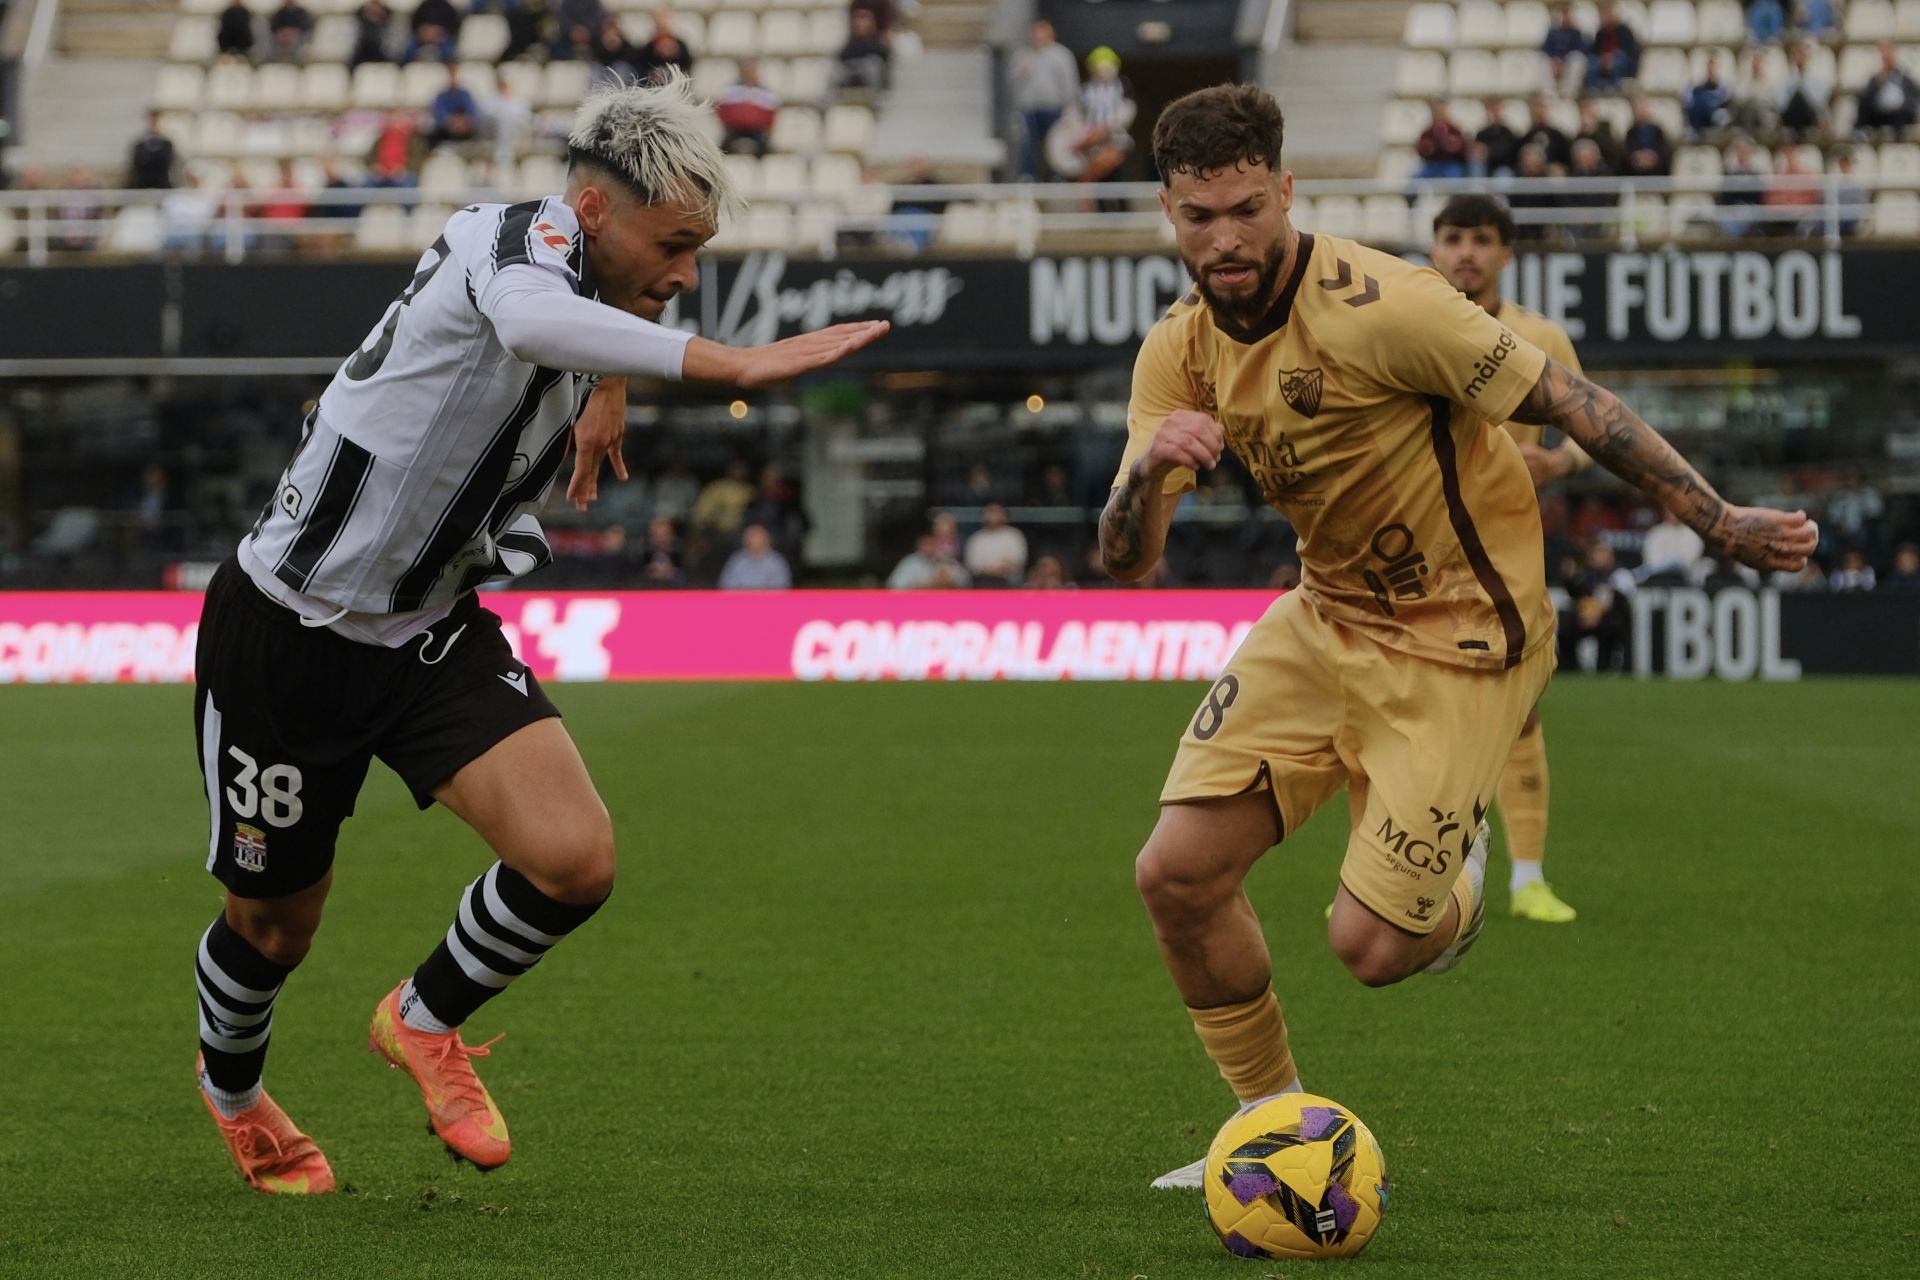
[191,73,887,1195]
[1100,85,1815,1188]
[1428,194,1583,923]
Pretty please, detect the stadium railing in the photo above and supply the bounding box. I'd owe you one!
[0,175,1910,265]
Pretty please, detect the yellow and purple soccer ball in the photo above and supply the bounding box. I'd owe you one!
[1202,1092,1389,1260]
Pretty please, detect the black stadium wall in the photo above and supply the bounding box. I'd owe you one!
[2,246,1915,371]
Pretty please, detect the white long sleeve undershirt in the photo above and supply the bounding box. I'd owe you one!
[479,262,694,379]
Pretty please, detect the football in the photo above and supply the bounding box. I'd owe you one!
[1202,1092,1389,1260]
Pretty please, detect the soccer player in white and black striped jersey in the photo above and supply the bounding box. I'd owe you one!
[191,72,887,1194]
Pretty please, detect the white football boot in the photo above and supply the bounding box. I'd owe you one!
[1423,820,1490,975]
[1149,1083,1303,1189]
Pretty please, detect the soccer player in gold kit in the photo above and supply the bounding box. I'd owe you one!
[1101,86,1816,1188]
[1428,194,1582,923]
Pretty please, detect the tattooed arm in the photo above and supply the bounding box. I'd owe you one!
[1509,359,1818,572]
[1099,409,1224,582]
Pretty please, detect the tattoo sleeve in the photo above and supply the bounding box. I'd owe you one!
[1098,464,1163,582]
[1510,358,1727,540]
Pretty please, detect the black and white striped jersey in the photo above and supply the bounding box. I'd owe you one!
[238,197,651,643]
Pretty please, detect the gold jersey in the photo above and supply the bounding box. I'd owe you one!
[1117,232,1555,671]
[1492,301,1589,469]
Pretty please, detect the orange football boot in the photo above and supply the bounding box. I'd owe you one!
[368,983,512,1169]
[197,1054,336,1195]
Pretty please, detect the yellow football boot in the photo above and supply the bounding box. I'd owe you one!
[1510,880,1577,923]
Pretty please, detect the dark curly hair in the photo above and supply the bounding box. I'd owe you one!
[1433,194,1516,245]
[1151,84,1286,183]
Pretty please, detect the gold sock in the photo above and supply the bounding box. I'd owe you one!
[1497,723,1550,867]
[1188,987,1297,1103]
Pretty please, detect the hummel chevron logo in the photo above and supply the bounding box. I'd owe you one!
[498,670,528,696]
[1317,258,1381,308]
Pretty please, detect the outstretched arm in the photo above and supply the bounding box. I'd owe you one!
[1509,359,1817,571]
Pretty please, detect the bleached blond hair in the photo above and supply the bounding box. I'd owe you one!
[567,69,743,226]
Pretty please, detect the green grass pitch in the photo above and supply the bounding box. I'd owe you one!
[1,678,1916,1279]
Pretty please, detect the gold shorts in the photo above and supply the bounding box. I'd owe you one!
[1161,590,1554,935]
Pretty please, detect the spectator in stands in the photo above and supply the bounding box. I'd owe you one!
[887,532,971,589]
[366,110,419,185]
[404,0,462,64]
[963,502,1028,586]
[1684,53,1735,137]
[1010,18,1078,181]
[1730,47,1780,135]
[632,9,695,83]
[1504,144,1558,238]
[1520,94,1572,169]
[692,459,756,553]
[1719,134,1767,235]
[1563,539,1633,672]
[51,168,100,252]
[1471,96,1521,178]
[499,0,552,64]
[1883,543,1920,591]
[1792,1,1838,38]
[1764,147,1822,233]
[317,157,361,220]
[266,0,315,64]
[1637,509,1704,580]
[1027,555,1071,590]
[1856,42,1919,136]
[128,110,176,189]
[652,459,698,522]
[428,64,479,146]
[351,0,398,68]
[1622,96,1672,178]
[1777,40,1830,138]
[746,463,806,558]
[161,170,219,253]
[590,17,640,83]
[486,70,532,171]
[1585,3,1640,92]
[216,0,256,62]
[849,0,900,39]
[889,155,946,252]
[929,510,960,559]
[1747,0,1786,45]
[834,7,891,95]
[552,0,604,61]
[1562,139,1617,240]
[718,523,792,590]
[1825,469,1886,544]
[1414,99,1469,180]
[1828,547,1877,591]
[716,60,780,156]
[1574,99,1624,174]
[1075,46,1137,202]
[1540,4,1587,96]
[638,517,686,586]
[256,159,311,252]
[1831,146,1867,235]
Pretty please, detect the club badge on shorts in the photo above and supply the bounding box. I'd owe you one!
[233,823,269,873]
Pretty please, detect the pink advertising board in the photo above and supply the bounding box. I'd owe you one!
[0,591,1279,684]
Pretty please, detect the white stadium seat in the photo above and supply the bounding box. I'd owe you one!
[806,11,845,55]
[1637,48,1690,96]
[1880,143,1920,182]
[1900,0,1920,40]
[1646,1,1696,46]
[1448,49,1500,98]
[458,14,509,63]
[759,153,808,195]
[706,11,759,59]
[936,202,995,248]
[721,152,761,196]
[170,18,216,62]
[155,65,204,112]
[810,153,860,197]
[1360,195,1411,247]
[1313,196,1362,236]
[1848,1,1897,43]
[1457,2,1505,49]
[418,151,470,198]
[194,111,243,156]
[1497,49,1544,95]
[517,154,567,196]
[354,205,410,251]
[543,60,592,109]
[770,106,822,154]
[110,206,164,254]
[1873,190,1920,236]
[1394,52,1447,100]
[823,104,874,154]
[1695,1,1746,44]
[785,56,832,101]
[300,62,350,110]
[1380,99,1427,147]
[691,57,737,102]
[1448,98,1489,133]
[351,62,401,110]
[1505,2,1550,48]
[760,12,810,58]
[740,205,794,250]
[251,63,301,111]
[1839,45,1884,92]
[1404,3,1456,50]
[402,61,450,108]
[1374,150,1418,185]
[207,62,253,110]
[310,14,356,63]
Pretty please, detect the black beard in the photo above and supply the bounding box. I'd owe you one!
[1186,246,1288,334]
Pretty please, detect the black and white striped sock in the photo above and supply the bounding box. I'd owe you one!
[195,916,295,1117]
[404,862,606,1033]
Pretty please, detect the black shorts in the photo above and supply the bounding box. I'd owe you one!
[193,558,560,899]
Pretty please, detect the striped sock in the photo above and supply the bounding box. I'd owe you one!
[195,915,294,1117]
[404,862,607,1032]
